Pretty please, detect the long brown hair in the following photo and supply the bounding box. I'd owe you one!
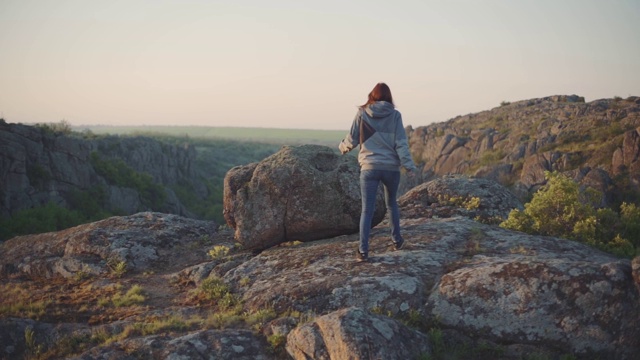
[361,82,394,108]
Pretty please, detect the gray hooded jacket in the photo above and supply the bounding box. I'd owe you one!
[339,101,417,172]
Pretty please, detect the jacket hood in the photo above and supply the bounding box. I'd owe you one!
[364,101,395,118]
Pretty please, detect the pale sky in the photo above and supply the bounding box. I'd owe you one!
[1,0,639,130]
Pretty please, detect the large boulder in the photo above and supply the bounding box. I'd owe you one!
[398,175,523,223]
[223,145,385,250]
[286,307,430,360]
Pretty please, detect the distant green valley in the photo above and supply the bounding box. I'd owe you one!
[74,125,345,146]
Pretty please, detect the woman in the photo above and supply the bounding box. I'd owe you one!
[339,83,417,262]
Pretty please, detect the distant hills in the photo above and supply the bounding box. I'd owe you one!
[73,125,345,147]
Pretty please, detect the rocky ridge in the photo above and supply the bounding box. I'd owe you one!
[1,176,639,359]
[407,95,640,203]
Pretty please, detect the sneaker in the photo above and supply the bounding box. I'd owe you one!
[394,238,405,251]
[356,251,369,262]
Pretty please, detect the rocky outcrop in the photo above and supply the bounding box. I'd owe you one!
[612,127,640,183]
[428,252,638,355]
[0,212,216,279]
[286,307,431,360]
[232,218,639,358]
[408,95,640,203]
[223,145,385,250]
[0,122,203,219]
[398,175,523,222]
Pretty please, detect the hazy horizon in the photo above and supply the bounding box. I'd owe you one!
[1,0,639,131]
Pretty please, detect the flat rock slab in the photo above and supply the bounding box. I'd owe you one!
[0,212,217,279]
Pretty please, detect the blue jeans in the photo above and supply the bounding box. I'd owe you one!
[359,169,402,255]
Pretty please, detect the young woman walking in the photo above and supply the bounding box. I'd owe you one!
[339,83,417,262]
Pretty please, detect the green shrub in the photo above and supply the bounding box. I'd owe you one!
[620,202,640,246]
[68,186,111,218]
[500,209,535,234]
[401,309,428,331]
[0,202,84,240]
[267,334,287,355]
[25,327,44,358]
[500,171,639,257]
[429,327,445,355]
[107,259,128,278]
[0,186,116,241]
[0,284,49,319]
[27,164,52,189]
[437,194,481,210]
[90,152,166,209]
[36,120,72,135]
[110,285,145,307]
[208,245,230,259]
[510,171,595,238]
[172,180,224,223]
[205,307,244,329]
[245,308,277,329]
[604,235,636,258]
[199,277,239,309]
[478,149,506,166]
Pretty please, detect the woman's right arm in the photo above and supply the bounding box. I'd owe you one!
[339,111,361,154]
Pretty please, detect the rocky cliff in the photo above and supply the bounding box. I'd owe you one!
[0,121,206,221]
[1,177,638,359]
[407,95,640,203]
